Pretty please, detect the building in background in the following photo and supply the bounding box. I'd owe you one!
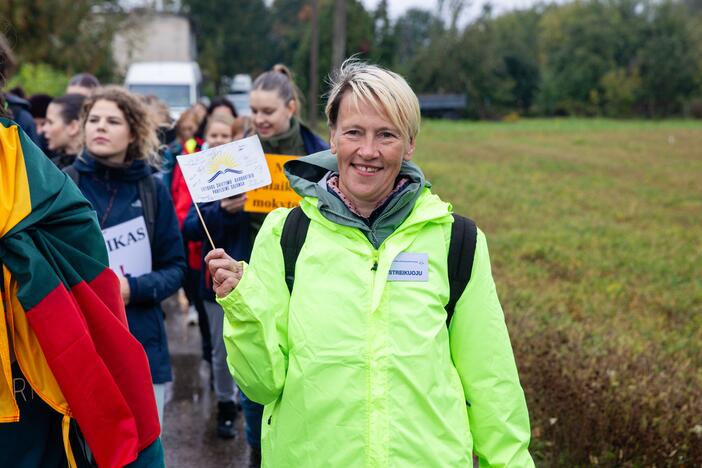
[112,2,195,77]
[112,1,199,117]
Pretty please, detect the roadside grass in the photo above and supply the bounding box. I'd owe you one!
[413,118,702,466]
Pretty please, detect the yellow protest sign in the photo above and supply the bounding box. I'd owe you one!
[244,154,301,213]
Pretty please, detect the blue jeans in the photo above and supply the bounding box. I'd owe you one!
[240,391,264,450]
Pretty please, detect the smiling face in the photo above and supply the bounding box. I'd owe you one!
[205,120,233,148]
[84,99,133,166]
[250,89,295,139]
[330,92,415,217]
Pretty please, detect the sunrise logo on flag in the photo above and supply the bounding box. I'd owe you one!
[177,135,272,203]
[206,152,245,183]
[208,168,244,183]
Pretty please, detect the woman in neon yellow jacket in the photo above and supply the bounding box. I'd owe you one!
[206,60,534,467]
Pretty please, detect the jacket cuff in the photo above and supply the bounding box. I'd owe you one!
[126,275,139,304]
[215,262,248,310]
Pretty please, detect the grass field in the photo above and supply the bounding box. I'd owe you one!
[413,119,702,466]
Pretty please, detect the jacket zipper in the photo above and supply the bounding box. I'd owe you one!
[367,248,378,467]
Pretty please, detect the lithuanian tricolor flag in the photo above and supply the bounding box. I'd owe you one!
[0,118,160,466]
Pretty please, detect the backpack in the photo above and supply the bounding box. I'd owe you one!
[63,165,157,244]
[280,206,477,326]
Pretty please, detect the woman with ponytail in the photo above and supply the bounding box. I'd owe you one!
[249,64,328,156]
[217,64,328,466]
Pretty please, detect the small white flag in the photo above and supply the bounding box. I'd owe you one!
[176,135,272,203]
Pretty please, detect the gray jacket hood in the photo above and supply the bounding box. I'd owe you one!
[283,150,429,247]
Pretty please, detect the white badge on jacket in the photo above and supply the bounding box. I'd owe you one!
[388,252,429,281]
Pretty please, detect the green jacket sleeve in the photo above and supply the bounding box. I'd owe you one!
[216,209,290,405]
[449,229,534,467]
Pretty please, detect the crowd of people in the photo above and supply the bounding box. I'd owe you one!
[1,30,534,467]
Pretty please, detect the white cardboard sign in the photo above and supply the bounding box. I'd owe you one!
[101,216,152,277]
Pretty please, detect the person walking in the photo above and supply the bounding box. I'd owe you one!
[66,72,100,96]
[42,93,85,169]
[206,61,534,467]
[183,115,249,440]
[68,86,186,424]
[249,64,327,157]
[194,96,238,140]
[0,33,39,144]
[229,63,329,466]
[170,108,212,368]
[28,93,52,129]
[0,82,164,468]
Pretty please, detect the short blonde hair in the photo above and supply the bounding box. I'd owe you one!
[325,59,421,144]
[205,114,235,135]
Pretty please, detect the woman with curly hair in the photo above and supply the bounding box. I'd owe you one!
[67,86,187,424]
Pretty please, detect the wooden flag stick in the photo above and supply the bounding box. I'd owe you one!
[193,202,216,251]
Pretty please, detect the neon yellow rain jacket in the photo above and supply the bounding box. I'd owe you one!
[218,158,533,467]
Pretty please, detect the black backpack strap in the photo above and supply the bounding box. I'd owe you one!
[446,214,478,326]
[138,176,158,244]
[280,206,311,294]
[63,165,80,185]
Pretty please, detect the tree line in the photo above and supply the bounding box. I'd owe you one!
[3,0,702,118]
[188,0,702,118]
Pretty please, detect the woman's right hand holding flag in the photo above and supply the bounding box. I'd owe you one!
[205,248,243,298]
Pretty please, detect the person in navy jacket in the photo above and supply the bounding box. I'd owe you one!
[69,86,186,424]
[190,64,328,467]
[182,115,252,441]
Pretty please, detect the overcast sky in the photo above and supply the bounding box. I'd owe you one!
[360,0,551,22]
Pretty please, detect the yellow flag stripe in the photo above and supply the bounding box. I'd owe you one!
[62,414,78,468]
[0,268,19,422]
[0,124,32,237]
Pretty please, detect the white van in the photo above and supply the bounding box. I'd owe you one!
[125,61,202,120]
[226,73,252,116]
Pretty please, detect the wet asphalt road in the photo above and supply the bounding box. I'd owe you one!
[161,294,250,467]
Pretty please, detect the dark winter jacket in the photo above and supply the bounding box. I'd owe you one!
[183,123,328,302]
[300,122,329,155]
[70,153,186,383]
[182,202,251,302]
[50,152,78,170]
[247,120,330,232]
[5,93,39,145]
